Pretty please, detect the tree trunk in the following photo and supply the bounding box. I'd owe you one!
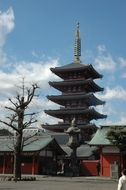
[13,133,22,180]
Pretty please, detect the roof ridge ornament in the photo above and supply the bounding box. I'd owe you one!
[74,22,81,64]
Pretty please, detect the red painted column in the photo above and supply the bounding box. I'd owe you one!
[2,154,6,174]
[100,147,103,176]
[32,155,35,175]
[36,154,40,174]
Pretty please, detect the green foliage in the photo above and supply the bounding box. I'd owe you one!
[106,126,126,146]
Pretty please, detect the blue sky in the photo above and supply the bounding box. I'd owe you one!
[0,0,126,127]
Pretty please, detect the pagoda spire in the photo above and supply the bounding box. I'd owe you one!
[74,22,81,63]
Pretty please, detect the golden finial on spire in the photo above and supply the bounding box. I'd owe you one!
[74,22,81,63]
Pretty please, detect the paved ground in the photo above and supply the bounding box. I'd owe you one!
[0,176,118,190]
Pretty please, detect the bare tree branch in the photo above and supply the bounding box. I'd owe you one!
[24,111,40,117]
[0,119,19,132]
[26,84,39,105]
[15,94,22,105]
[23,119,37,129]
[0,80,40,180]
[23,136,39,147]
[8,98,18,108]
[5,106,16,113]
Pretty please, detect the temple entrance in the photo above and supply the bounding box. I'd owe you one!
[38,157,57,175]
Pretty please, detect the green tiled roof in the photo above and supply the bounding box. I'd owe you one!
[0,138,14,151]
[0,136,53,152]
[0,135,65,154]
[89,125,126,146]
[89,126,111,145]
[62,144,97,158]
[23,136,54,151]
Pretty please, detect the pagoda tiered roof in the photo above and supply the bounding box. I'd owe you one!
[43,23,107,139]
[45,107,107,120]
[42,123,97,131]
[49,79,104,93]
[47,93,105,106]
[50,63,102,80]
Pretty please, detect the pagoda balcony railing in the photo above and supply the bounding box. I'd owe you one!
[60,106,65,109]
[62,92,86,95]
[58,121,64,124]
[64,78,87,82]
[60,106,87,109]
[60,106,88,109]
[58,121,70,125]
[57,120,95,126]
[58,121,91,125]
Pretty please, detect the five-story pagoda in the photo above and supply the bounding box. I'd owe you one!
[43,23,107,142]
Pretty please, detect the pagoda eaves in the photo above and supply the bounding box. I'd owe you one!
[49,79,104,93]
[45,107,107,120]
[42,123,97,132]
[47,93,105,106]
[50,63,102,80]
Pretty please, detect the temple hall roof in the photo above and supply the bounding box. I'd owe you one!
[89,125,126,146]
[0,135,66,155]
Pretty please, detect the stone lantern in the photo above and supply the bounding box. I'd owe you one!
[66,118,80,176]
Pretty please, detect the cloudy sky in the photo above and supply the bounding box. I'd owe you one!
[0,0,126,128]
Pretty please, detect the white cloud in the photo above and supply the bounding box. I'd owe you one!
[31,50,46,59]
[103,113,126,126]
[94,54,116,72]
[94,45,119,73]
[0,49,8,65]
[118,57,126,78]
[14,59,59,85]
[40,100,61,124]
[97,45,106,53]
[26,96,60,125]
[0,58,59,97]
[95,45,126,81]
[0,7,14,66]
[95,102,126,126]
[98,86,126,101]
[118,57,126,67]
[117,114,126,124]
[0,7,14,47]
[96,102,114,116]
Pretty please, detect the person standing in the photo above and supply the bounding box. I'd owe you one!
[117,169,126,190]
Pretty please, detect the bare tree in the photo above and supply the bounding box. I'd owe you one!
[0,82,39,180]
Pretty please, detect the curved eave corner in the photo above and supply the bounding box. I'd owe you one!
[89,64,103,78]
